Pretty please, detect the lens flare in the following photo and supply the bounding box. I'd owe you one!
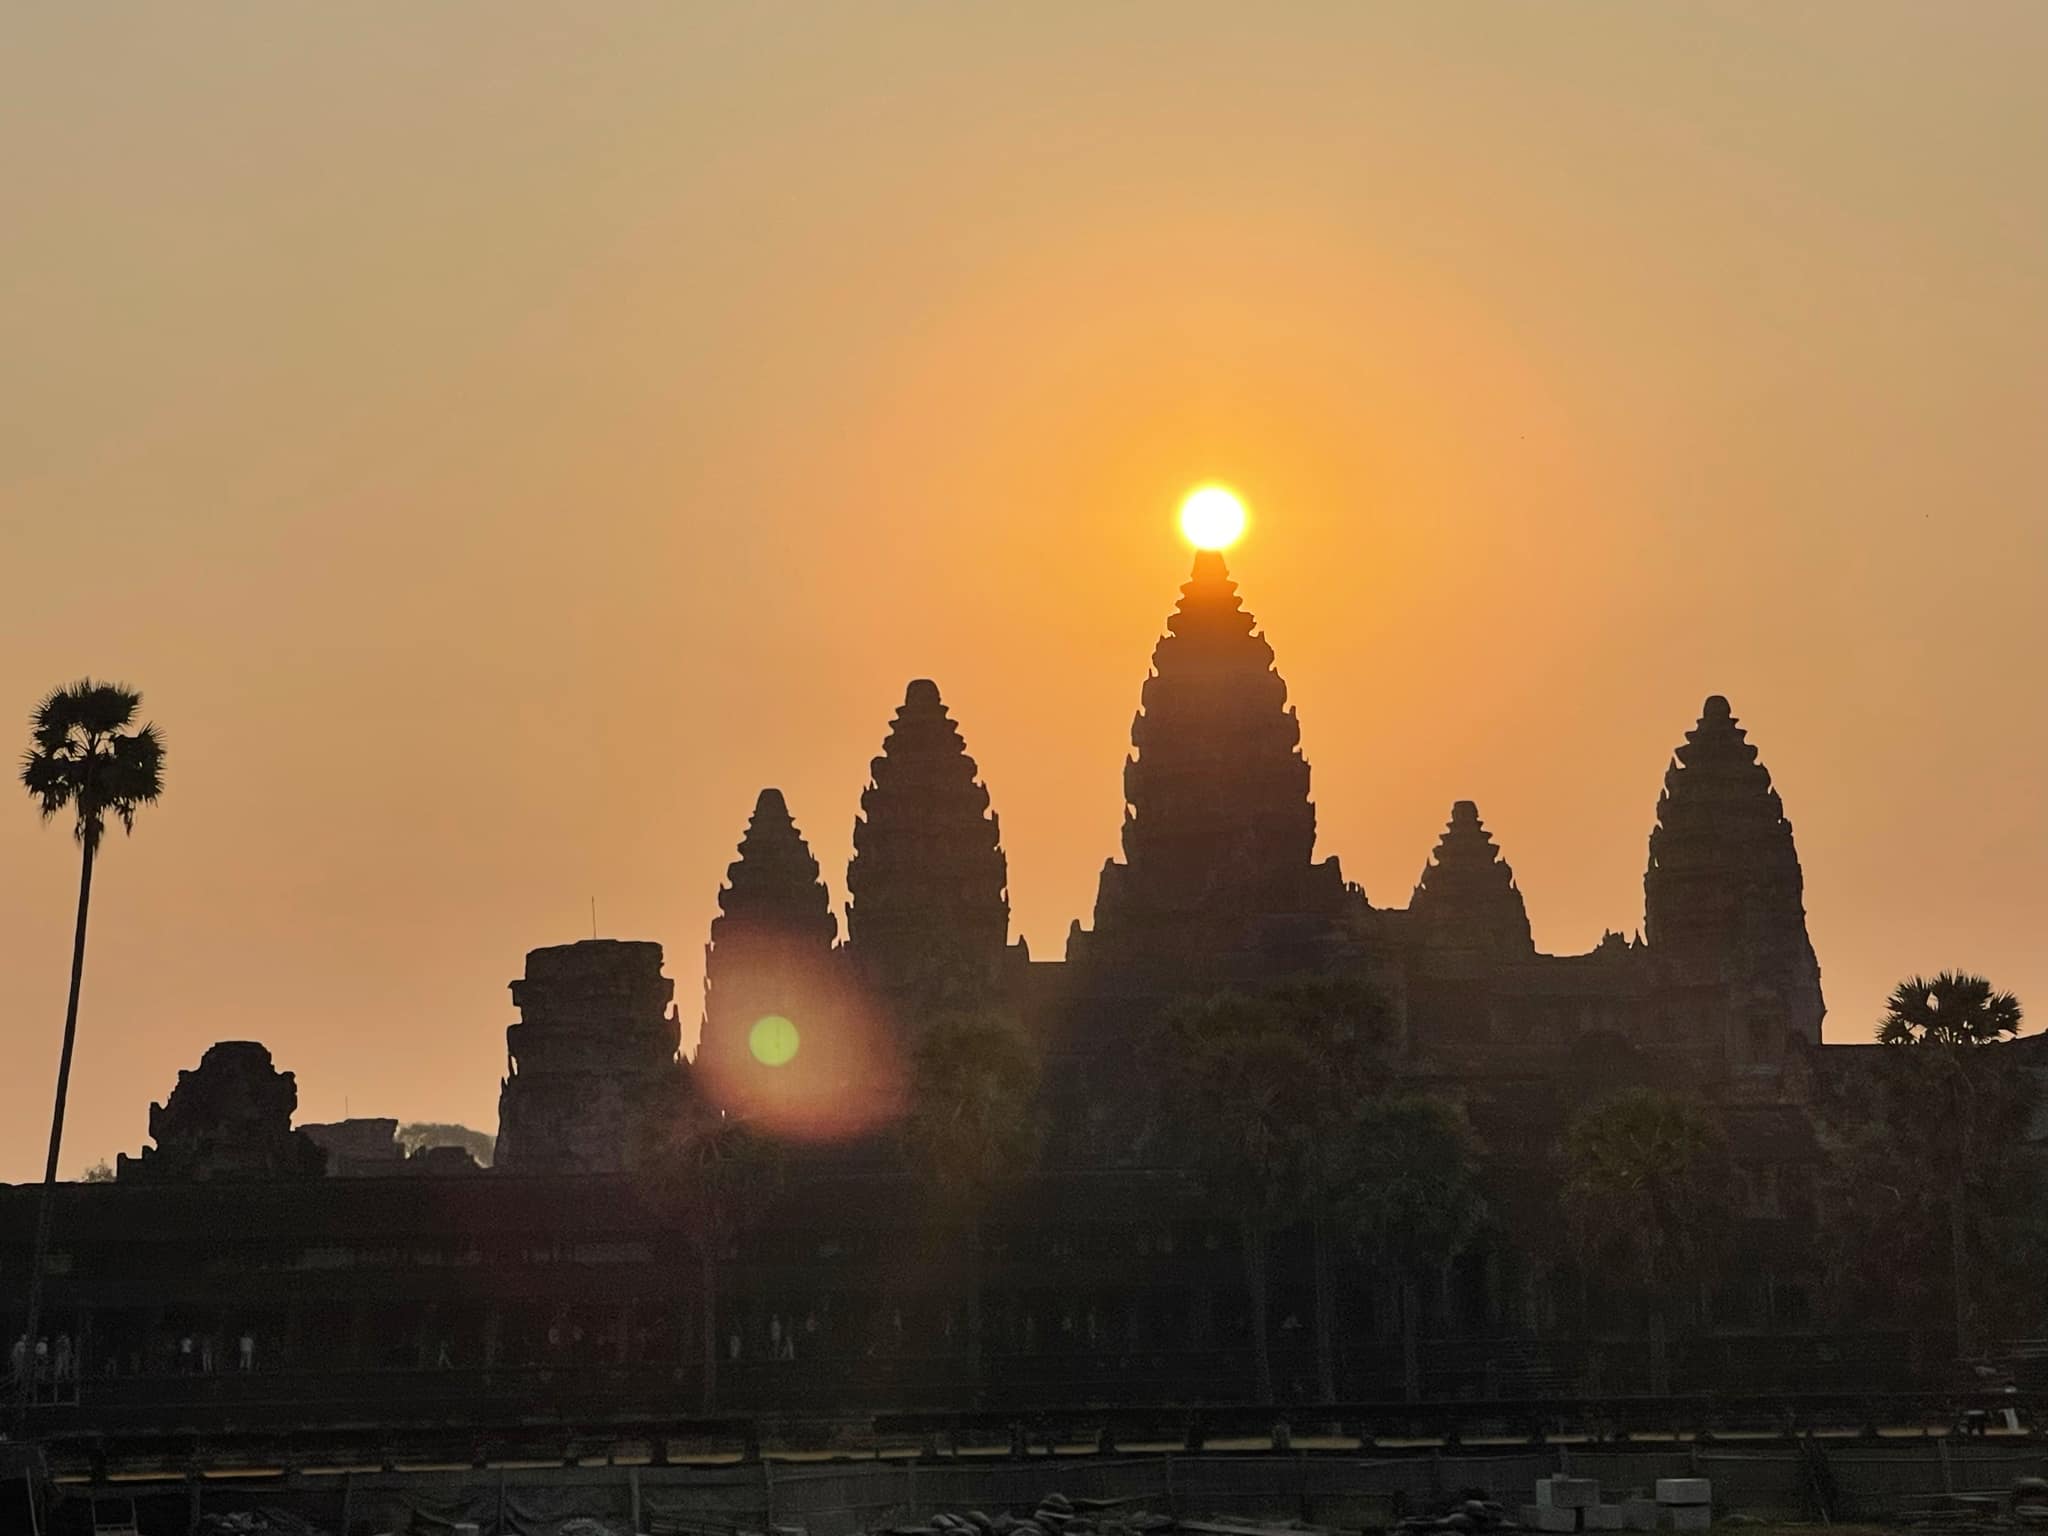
[748,1014,800,1067]
[1178,484,1247,550]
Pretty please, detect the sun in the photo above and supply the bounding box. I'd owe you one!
[1178,484,1247,550]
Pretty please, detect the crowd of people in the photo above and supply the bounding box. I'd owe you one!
[162,1330,259,1375]
[7,1332,81,1403]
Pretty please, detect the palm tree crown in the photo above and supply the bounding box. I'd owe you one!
[20,678,165,849]
[1878,972,2024,1048]
[901,1009,1040,1202]
[1562,1088,1728,1298]
[1341,1095,1488,1276]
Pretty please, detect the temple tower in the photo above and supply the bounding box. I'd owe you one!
[1408,800,1535,961]
[494,940,686,1174]
[117,1041,327,1182]
[1645,695,1824,1061]
[845,680,1010,1012]
[698,788,841,1114]
[1082,551,1347,976]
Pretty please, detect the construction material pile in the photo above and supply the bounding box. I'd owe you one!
[896,1491,1178,1536]
[1390,1495,1519,1535]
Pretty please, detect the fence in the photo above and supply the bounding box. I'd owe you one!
[43,1439,2048,1536]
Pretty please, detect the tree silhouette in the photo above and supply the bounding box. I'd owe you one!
[397,1122,496,1167]
[654,1106,783,1412]
[1562,1089,1727,1395]
[1879,973,2023,1050]
[898,1006,1039,1395]
[16,679,163,1427]
[1160,979,1385,1403]
[1265,977,1394,1400]
[1340,1096,1488,1402]
[1876,972,2026,1357]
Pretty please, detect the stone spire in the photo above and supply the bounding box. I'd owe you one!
[1646,695,1824,1050]
[1408,800,1535,958]
[1085,551,1346,973]
[698,789,839,1109]
[714,789,836,949]
[846,680,1009,1002]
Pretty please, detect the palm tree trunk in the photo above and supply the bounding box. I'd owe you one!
[14,838,94,1430]
[966,1214,985,1404]
[1312,1217,1336,1403]
[1243,1218,1273,1405]
[1649,1305,1669,1396]
[1400,1274,1421,1404]
[700,1248,720,1412]
[1949,1180,1971,1359]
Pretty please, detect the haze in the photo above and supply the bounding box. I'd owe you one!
[3,5,2045,1180]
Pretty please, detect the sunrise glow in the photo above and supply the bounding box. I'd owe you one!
[1178,485,1248,550]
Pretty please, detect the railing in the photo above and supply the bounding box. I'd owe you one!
[24,1386,2040,1488]
[17,1330,1937,1435]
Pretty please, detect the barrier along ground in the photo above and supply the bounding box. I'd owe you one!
[35,1437,2048,1536]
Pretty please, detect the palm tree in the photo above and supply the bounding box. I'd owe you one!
[16,679,163,1424]
[1258,976,1394,1401]
[1877,972,2025,1357]
[656,1106,783,1412]
[1561,1089,1727,1396]
[898,1007,1040,1396]
[1340,1096,1488,1403]
[1196,1030,1322,1405]
[1161,987,1361,1404]
[1879,972,2023,1049]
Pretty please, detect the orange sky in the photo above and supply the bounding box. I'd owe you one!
[3,5,2045,1179]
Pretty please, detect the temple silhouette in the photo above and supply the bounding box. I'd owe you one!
[680,549,1828,1166]
[5,549,1983,1424]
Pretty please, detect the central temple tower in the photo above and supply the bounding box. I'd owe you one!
[1076,551,1351,979]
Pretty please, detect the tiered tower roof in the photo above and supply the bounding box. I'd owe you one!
[700,788,876,1129]
[1646,695,1824,1043]
[846,680,1009,995]
[1409,800,1535,958]
[1087,551,1344,971]
[713,788,837,949]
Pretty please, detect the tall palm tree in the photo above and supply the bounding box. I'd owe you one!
[899,1006,1039,1398]
[1561,1089,1727,1396]
[1877,972,2024,1357]
[1257,977,1395,1400]
[1195,1030,1322,1406]
[1160,989,1349,1404]
[15,679,163,1424]
[654,1105,782,1412]
[1340,1096,1488,1403]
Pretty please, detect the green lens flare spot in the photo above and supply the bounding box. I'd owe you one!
[749,1014,800,1067]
